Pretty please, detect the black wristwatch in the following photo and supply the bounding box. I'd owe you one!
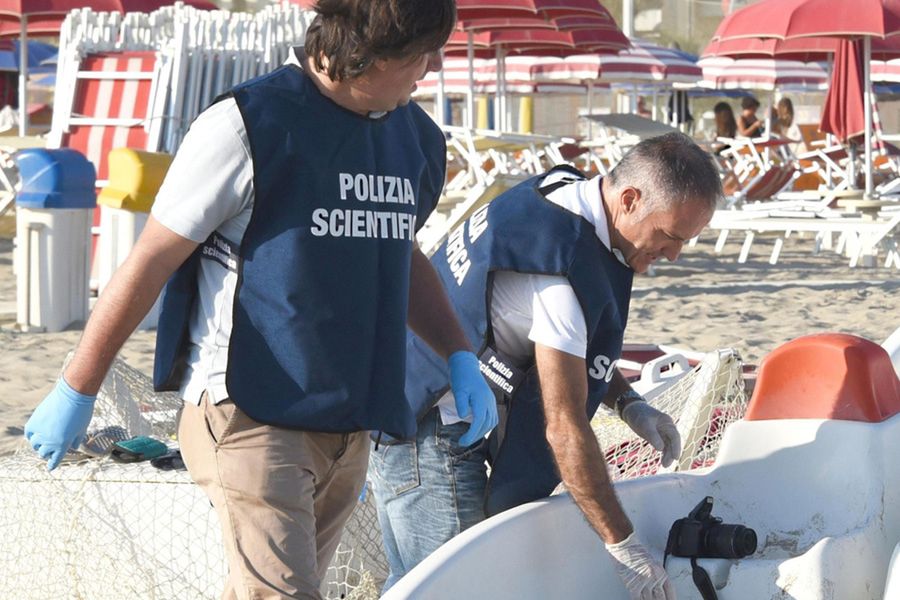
[614,389,645,420]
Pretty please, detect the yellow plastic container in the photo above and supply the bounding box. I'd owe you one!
[518,96,533,134]
[97,148,173,213]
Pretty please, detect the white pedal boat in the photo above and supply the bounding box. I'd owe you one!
[384,333,900,600]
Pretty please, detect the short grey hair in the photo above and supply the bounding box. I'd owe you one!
[606,132,722,216]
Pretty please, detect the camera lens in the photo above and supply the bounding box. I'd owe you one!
[703,524,758,559]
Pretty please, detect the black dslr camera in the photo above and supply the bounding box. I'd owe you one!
[665,496,757,560]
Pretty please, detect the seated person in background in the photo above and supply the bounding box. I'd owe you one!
[737,95,765,138]
[771,97,805,155]
[637,96,652,119]
[712,101,737,154]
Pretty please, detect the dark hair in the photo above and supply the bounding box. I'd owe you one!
[714,102,737,138]
[776,97,794,128]
[305,0,456,81]
[607,132,723,214]
[741,96,760,110]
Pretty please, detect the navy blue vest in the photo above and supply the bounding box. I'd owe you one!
[404,171,633,515]
[154,65,445,438]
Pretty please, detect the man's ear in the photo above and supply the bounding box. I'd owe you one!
[620,187,642,215]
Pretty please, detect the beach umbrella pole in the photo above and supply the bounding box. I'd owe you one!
[623,0,634,37]
[18,21,29,137]
[467,32,474,128]
[864,35,873,198]
[586,82,593,138]
[500,49,508,131]
[494,47,501,130]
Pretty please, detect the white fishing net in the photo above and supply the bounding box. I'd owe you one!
[0,358,387,600]
[0,349,747,599]
[591,348,749,484]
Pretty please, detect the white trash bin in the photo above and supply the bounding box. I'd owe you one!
[15,148,96,332]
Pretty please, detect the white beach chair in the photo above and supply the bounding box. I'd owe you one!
[708,209,900,267]
[442,125,574,193]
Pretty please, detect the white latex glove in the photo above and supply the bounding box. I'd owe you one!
[606,532,676,600]
[621,400,681,468]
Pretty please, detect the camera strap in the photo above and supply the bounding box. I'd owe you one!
[663,551,719,600]
[689,558,719,600]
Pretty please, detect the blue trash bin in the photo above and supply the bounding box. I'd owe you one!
[15,148,96,209]
[14,148,96,331]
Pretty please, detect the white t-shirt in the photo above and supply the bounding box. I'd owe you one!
[436,171,623,424]
[151,97,253,404]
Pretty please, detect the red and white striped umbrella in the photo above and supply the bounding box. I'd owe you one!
[415,56,588,96]
[528,39,701,84]
[455,0,611,21]
[872,58,900,81]
[442,27,628,130]
[458,14,618,34]
[712,0,900,42]
[448,1,628,129]
[445,27,630,57]
[698,56,829,90]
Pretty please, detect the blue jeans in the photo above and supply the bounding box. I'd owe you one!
[369,408,489,592]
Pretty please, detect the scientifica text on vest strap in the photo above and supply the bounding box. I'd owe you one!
[309,172,418,241]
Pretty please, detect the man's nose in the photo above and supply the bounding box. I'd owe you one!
[663,240,684,262]
[426,50,443,74]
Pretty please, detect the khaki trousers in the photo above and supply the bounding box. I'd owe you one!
[178,394,369,600]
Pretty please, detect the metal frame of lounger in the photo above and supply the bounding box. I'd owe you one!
[0,146,18,217]
[442,125,574,193]
[797,142,853,191]
[709,210,900,267]
[721,163,801,209]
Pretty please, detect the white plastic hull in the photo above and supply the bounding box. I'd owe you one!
[385,414,900,599]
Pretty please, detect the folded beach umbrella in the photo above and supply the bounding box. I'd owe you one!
[820,39,867,143]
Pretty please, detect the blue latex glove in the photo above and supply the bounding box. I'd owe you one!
[448,351,498,447]
[24,377,97,471]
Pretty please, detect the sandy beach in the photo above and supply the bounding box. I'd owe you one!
[1,216,897,458]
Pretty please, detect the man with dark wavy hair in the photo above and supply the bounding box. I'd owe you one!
[24,1,497,598]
